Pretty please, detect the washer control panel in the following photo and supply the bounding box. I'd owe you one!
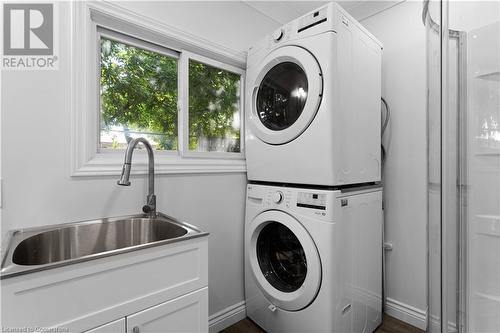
[247,184,380,222]
[296,192,327,210]
[265,190,292,208]
[250,186,333,220]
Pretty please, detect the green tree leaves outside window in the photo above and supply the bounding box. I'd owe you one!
[100,37,178,150]
[188,60,241,152]
[100,37,242,153]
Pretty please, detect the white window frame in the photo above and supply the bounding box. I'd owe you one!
[71,1,247,177]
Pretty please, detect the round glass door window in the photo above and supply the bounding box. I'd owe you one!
[256,62,308,131]
[256,222,307,292]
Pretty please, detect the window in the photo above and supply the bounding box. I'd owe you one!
[72,2,247,176]
[188,59,241,153]
[99,35,179,151]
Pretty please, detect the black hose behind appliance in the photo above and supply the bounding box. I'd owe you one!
[380,97,391,313]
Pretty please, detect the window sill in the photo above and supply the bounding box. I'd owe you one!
[71,153,247,177]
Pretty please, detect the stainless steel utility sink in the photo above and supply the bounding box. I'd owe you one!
[1,213,207,279]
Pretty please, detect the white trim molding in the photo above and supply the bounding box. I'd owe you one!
[385,297,427,330]
[70,1,247,177]
[209,301,247,333]
[207,299,428,332]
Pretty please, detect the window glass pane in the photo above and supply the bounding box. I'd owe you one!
[188,59,241,153]
[100,37,178,150]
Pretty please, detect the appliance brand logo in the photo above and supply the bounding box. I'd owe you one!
[2,2,58,70]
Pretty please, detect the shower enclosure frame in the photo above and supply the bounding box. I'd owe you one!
[423,0,468,331]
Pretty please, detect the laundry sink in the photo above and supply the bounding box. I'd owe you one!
[1,213,207,278]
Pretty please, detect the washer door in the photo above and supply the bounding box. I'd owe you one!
[248,210,321,311]
[249,46,323,145]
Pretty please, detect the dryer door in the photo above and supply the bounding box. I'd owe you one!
[248,210,321,311]
[249,45,323,145]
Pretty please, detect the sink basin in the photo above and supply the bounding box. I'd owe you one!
[12,218,189,266]
[1,213,207,279]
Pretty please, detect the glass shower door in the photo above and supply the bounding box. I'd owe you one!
[426,1,500,332]
[458,3,500,331]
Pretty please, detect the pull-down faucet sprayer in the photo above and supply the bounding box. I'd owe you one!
[117,137,156,218]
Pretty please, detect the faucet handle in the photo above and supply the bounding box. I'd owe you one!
[143,194,156,217]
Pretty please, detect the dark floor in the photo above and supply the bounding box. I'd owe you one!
[375,315,424,333]
[221,314,425,333]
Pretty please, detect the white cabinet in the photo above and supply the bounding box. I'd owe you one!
[86,318,126,333]
[2,237,208,333]
[127,288,208,333]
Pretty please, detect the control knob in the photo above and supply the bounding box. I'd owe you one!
[273,28,284,41]
[272,191,283,204]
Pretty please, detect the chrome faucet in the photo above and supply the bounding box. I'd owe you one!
[117,137,156,218]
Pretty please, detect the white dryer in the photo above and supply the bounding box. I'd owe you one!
[245,3,383,186]
[245,183,383,333]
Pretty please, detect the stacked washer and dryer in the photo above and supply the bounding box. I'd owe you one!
[244,3,384,333]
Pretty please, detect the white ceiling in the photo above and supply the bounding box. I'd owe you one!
[243,1,405,24]
[241,1,328,25]
[116,1,405,53]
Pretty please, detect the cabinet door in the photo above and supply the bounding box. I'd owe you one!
[127,288,208,333]
[85,318,125,333]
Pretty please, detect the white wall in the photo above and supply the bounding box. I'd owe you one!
[362,1,428,328]
[0,1,247,320]
[116,1,280,53]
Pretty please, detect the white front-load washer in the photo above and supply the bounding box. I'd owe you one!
[245,2,383,186]
[245,183,383,333]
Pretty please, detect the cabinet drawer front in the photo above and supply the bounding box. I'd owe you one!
[127,288,208,333]
[85,318,125,333]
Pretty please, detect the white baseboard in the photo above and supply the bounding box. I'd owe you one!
[208,298,426,332]
[209,301,247,333]
[385,298,427,330]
